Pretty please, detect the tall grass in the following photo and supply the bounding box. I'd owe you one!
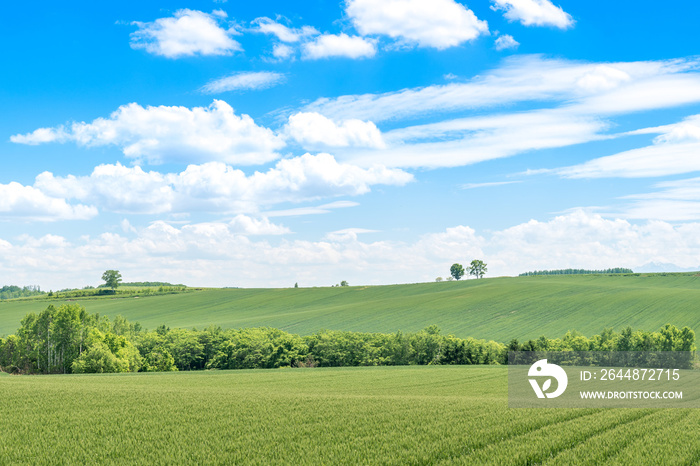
[1,366,698,464]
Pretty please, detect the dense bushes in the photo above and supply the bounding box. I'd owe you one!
[0,304,695,375]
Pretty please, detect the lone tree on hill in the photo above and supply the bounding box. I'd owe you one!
[469,260,487,279]
[450,263,465,280]
[102,270,122,292]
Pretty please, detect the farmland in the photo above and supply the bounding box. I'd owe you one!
[2,273,700,341]
[1,365,698,464]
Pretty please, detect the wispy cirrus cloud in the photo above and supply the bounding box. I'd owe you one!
[299,56,700,169]
[303,56,700,122]
[550,115,700,179]
[461,181,522,189]
[251,17,318,42]
[200,71,286,93]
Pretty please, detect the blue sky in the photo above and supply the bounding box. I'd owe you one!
[3,0,700,289]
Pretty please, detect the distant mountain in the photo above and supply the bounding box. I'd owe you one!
[635,262,700,273]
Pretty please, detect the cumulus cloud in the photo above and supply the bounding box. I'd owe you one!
[495,34,519,51]
[0,182,97,221]
[130,9,242,58]
[323,228,379,242]
[251,17,318,42]
[229,215,290,235]
[5,210,698,290]
[302,33,376,60]
[200,71,286,93]
[491,0,573,29]
[285,112,385,149]
[345,0,488,49]
[11,100,284,166]
[32,155,413,215]
[487,210,700,274]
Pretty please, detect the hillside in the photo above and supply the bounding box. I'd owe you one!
[1,273,699,341]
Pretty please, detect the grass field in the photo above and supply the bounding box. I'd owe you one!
[1,366,698,465]
[2,273,700,341]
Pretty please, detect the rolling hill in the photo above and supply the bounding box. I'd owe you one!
[1,273,699,341]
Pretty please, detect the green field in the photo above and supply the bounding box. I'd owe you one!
[1,366,697,465]
[2,274,700,340]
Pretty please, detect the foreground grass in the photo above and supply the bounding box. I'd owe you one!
[2,274,700,340]
[1,366,698,465]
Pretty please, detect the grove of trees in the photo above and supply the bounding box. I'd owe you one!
[0,285,44,300]
[0,305,695,374]
[450,260,487,280]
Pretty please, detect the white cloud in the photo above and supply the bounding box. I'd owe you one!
[345,0,488,49]
[130,9,242,58]
[324,228,379,242]
[575,65,632,93]
[32,155,413,215]
[200,71,286,93]
[552,114,700,179]
[303,56,700,122]
[343,108,607,168]
[11,100,284,166]
[35,164,174,214]
[251,17,318,42]
[491,0,573,29]
[263,201,360,217]
[297,56,700,169]
[0,182,97,221]
[272,43,295,59]
[121,219,137,234]
[461,181,521,189]
[228,215,290,235]
[619,177,700,221]
[302,33,376,60]
[285,112,385,149]
[495,34,519,51]
[8,210,698,290]
[488,210,700,274]
[304,55,700,123]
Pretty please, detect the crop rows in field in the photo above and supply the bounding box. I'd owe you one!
[2,273,700,341]
[1,366,698,464]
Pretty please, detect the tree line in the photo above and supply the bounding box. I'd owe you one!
[0,304,695,374]
[519,268,634,276]
[0,285,44,300]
